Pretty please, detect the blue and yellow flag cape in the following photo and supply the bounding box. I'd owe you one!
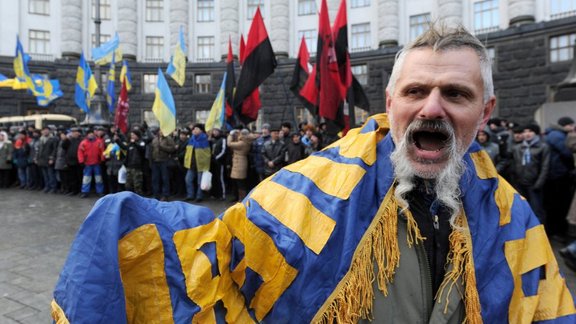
[52,114,575,323]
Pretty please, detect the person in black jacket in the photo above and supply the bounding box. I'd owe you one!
[66,128,83,195]
[285,132,305,165]
[36,126,59,193]
[119,130,146,195]
[210,128,227,200]
[262,128,286,177]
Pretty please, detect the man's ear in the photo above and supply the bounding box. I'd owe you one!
[385,89,392,114]
[478,96,496,131]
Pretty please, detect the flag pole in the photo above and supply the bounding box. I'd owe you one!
[82,0,109,125]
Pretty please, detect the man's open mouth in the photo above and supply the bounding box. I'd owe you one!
[411,129,449,152]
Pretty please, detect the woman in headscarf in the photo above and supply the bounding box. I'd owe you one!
[0,131,13,188]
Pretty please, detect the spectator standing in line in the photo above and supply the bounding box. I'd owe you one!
[262,127,286,177]
[279,122,292,143]
[78,129,105,198]
[184,124,211,202]
[510,124,550,223]
[250,123,270,184]
[173,128,189,198]
[0,131,13,188]
[150,129,175,201]
[103,132,126,194]
[285,132,306,165]
[209,128,227,200]
[228,129,257,201]
[544,116,575,240]
[304,132,323,157]
[119,130,146,195]
[475,129,500,165]
[27,129,42,190]
[12,130,30,189]
[54,132,71,194]
[66,128,83,195]
[36,126,58,193]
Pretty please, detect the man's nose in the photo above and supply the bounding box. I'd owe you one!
[418,89,446,120]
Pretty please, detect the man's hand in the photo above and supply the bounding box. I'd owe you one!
[267,161,274,168]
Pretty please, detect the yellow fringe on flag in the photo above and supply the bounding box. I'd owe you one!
[312,187,424,323]
[436,213,482,324]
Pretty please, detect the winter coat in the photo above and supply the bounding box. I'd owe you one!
[12,139,30,168]
[285,141,306,165]
[66,137,82,166]
[78,138,105,166]
[250,134,269,175]
[211,136,227,165]
[36,135,58,167]
[545,125,574,180]
[120,140,146,169]
[151,136,175,162]
[228,134,255,180]
[564,132,576,227]
[510,136,550,189]
[262,139,286,176]
[0,140,13,170]
[55,138,70,171]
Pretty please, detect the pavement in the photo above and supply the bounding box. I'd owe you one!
[0,188,575,323]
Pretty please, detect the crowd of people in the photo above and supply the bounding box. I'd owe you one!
[0,120,334,203]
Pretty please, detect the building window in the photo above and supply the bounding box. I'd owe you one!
[351,0,370,8]
[195,74,211,93]
[143,74,158,94]
[146,0,163,22]
[29,30,50,54]
[247,0,264,19]
[551,0,576,19]
[351,23,371,52]
[409,13,430,41]
[146,36,164,61]
[295,107,314,125]
[352,65,368,85]
[91,34,111,48]
[197,0,215,22]
[195,110,210,123]
[298,0,316,15]
[197,36,215,62]
[298,29,317,55]
[92,0,111,20]
[550,33,576,63]
[474,0,499,34]
[29,0,49,15]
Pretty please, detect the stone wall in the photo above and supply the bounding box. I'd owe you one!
[0,16,574,128]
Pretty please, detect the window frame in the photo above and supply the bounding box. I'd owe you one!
[351,0,370,9]
[91,34,111,49]
[92,0,112,20]
[350,23,371,52]
[298,0,316,16]
[247,0,265,19]
[473,0,500,34]
[29,29,50,54]
[143,73,158,94]
[352,64,368,86]
[197,36,215,62]
[409,13,430,42]
[195,74,212,94]
[298,29,317,55]
[146,0,164,22]
[550,0,576,19]
[145,36,164,61]
[549,33,576,63]
[29,0,50,15]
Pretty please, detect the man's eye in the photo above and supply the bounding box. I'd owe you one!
[406,88,423,96]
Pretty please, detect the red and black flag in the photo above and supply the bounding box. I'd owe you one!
[290,36,316,112]
[316,0,345,123]
[225,37,236,119]
[114,79,129,134]
[233,8,277,124]
[239,34,246,65]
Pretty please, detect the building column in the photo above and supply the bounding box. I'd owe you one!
[437,0,463,27]
[220,0,239,61]
[508,0,535,26]
[270,0,289,58]
[378,0,399,48]
[61,0,82,59]
[169,0,189,50]
[117,0,137,61]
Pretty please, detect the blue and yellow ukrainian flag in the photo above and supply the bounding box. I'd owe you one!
[106,54,116,113]
[119,60,132,92]
[205,72,226,132]
[152,68,176,135]
[75,52,98,113]
[92,32,122,66]
[13,36,42,96]
[166,26,187,87]
[0,73,25,89]
[35,76,63,107]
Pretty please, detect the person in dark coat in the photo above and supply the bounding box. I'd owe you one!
[66,128,83,195]
[285,132,306,165]
[210,128,227,200]
[54,132,71,194]
[262,128,286,177]
[544,116,575,239]
[118,130,146,195]
[36,126,58,193]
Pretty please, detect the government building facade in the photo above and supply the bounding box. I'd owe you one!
[0,0,574,128]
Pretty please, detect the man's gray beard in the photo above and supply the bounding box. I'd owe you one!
[390,120,467,229]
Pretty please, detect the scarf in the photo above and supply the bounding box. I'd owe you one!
[521,135,540,165]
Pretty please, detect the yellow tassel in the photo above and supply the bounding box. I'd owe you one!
[404,208,425,248]
[436,213,482,324]
[312,188,401,323]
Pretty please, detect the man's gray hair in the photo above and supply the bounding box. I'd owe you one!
[386,22,494,104]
